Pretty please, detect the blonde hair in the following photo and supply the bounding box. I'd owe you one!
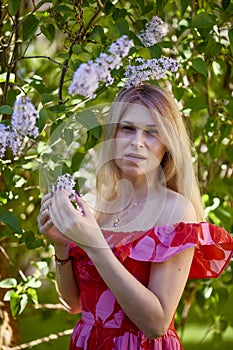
[96,84,205,221]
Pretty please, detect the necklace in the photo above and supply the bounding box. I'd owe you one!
[112,199,143,228]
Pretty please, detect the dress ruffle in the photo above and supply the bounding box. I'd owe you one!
[70,222,233,279]
[69,222,233,350]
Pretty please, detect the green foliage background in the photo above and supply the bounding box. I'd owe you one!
[0,0,232,349]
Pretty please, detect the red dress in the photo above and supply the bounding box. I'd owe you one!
[69,222,233,350]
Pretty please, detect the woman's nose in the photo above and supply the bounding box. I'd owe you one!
[131,130,144,148]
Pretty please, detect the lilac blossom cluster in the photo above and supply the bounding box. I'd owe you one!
[52,173,76,201]
[138,16,166,47]
[0,124,9,158]
[0,96,39,158]
[52,174,84,215]
[68,35,133,98]
[124,57,179,88]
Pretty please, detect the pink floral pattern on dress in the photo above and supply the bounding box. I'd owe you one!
[69,222,233,350]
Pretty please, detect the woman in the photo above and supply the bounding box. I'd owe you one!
[38,84,233,349]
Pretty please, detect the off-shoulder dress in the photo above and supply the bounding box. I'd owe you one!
[68,222,233,350]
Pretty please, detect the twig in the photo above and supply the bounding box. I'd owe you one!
[19,55,64,67]
[5,0,47,49]
[1,328,73,350]
[58,0,108,101]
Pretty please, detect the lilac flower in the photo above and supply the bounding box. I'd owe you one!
[53,173,76,201]
[0,124,9,158]
[108,35,133,58]
[11,95,39,138]
[0,95,40,158]
[52,173,84,214]
[68,36,133,98]
[138,16,166,47]
[124,56,179,88]
[68,62,99,98]
[9,132,25,156]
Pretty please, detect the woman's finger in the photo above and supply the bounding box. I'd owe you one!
[49,192,66,233]
[40,218,53,235]
[38,208,49,225]
[41,192,53,208]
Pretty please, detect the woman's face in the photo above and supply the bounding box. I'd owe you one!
[114,103,166,181]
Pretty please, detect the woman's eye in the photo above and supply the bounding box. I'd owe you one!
[146,129,159,135]
[122,125,134,131]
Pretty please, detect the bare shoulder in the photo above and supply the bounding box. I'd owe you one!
[162,189,197,224]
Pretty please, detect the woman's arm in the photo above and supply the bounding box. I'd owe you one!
[37,193,81,314]
[53,244,81,314]
[85,245,194,339]
[49,189,196,337]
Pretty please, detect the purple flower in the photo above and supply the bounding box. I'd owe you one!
[68,36,133,98]
[0,124,10,158]
[9,132,25,156]
[68,62,99,98]
[11,96,39,138]
[138,16,166,47]
[108,35,133,58]
[53,174,76,201]
[0,95,40,158]
[124,56,179,88]
[52,174,84,214]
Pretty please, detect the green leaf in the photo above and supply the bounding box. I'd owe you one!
[204,38,222,58]
[8,0,21,15]
[18,294,28,315]
[220,123,232,139]
[23,14,40,41]
[26,277,42,289]
[0,105,13,115]
[10,292,21,318]
[38,109,48,132]
[27,288,38,304]
[84,129,99,151]
[40,24,55,41]
[191,58,207,77]
[112,8,127,21]
[115,18,129,36]
[71,149,86,172]
[0,208,23,234]
[180,0,189,16]
[208,143,223,159]
[64,128,74,146]
[48,104,66,113]
[6,89,18,106]
[75,110,99,131]
[191,12,216,29]
[24,231,44,250]
[4,290,15,301]
[148,44,162,58]
[222,0,231,10]
[89,26,106,44]
[228,28,233,56]
[0,278,17,288]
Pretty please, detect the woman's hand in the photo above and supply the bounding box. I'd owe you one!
[37,192,70,249]
[48,189,109,252]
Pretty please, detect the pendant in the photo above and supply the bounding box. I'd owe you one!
[113,218,119,227]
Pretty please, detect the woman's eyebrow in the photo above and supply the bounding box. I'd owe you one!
[120,120,157,128]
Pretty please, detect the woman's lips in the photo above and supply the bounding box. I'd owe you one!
[124,153,146,161]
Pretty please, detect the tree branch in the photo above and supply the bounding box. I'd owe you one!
[19,55,64,67]
[58,0,108,101]
[1,329,73,350]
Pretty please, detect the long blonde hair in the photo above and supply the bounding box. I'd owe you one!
[96,84,205,221]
